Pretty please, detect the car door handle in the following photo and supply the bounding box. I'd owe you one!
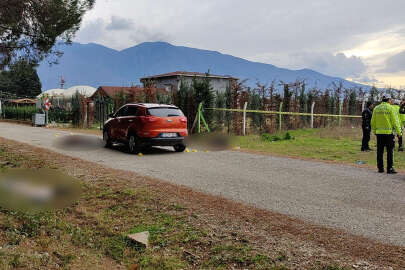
[128,120,134,123]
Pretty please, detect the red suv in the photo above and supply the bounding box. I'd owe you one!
[103,103,188,153]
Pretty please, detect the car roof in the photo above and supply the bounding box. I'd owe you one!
[127,103,178,108]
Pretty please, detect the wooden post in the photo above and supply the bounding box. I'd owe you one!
[338,100,343,127]
[279,102,283,132]
[198,103,202,134]
[45,110,48,126]
[311,102,315,129]
[243,102,248,136]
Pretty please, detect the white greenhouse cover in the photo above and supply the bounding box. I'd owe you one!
[37,86,97,99]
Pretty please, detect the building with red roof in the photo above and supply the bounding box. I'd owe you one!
[90,86,166,100]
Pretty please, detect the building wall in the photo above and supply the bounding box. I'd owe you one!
[151,77,180,91]
[147,76,232,93]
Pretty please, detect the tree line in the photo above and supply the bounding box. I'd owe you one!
[154,75,403,134]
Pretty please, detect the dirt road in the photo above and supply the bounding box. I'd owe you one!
[0,122,404,246]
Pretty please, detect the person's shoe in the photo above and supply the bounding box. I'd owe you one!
[378,169,385,173]
[387,168,398,174]
[398,147,403,152]
[366,148,373,151]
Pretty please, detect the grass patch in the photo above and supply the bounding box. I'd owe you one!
[233,127,405,170]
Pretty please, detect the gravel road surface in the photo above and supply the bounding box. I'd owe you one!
[0,122,404,246]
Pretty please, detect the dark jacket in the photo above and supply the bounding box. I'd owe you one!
[362,108,372,130]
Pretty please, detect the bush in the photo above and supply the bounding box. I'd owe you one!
[284,132,292,140]
[261,132,293,142]
[261,133,280,142]
[2,106,39,121]
[48,107,71,123]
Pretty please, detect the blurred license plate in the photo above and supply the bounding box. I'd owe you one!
[161,133,177,138]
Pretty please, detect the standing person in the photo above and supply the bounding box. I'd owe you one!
[371,95,402,174]
[392,100,403,151]
[399,99,405,150]
[361,102,374,151]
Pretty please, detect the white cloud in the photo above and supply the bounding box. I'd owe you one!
[378,51,405,73]
[355,76,380,84]
[75,16,171,50]
[249,52,366,79]
[106,16,133,31]
[293,52,366,78]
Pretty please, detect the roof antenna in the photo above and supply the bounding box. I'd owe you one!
[60,76,65,89]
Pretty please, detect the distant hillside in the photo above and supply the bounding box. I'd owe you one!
[37,42,369,91]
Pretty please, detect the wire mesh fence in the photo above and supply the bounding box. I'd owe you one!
[201,106,362,135]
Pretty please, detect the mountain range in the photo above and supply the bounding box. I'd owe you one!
[37,41,369,91]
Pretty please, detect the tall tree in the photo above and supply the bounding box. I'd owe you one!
[224,84,233,133]
[0,59,42,97]
[348,88,357,115]
[368,86,379,103]
[176,78,193,126]
[192,73,214,124]
[298,82,306,113]
[0,0,95,67]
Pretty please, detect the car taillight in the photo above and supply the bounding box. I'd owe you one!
[180,118,187,123]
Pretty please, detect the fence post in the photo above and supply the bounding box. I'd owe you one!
[45,110,48,126]
[311,102,315,129]
[243,102,248,136]
[279,102,283,132]
[338,100,343,127]
[198,103,202,134]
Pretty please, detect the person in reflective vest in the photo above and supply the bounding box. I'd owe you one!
[392,100,403,151]
[399,99,405,149]
[371,94,402,174]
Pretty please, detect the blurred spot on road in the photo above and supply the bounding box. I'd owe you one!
[54,135,104,151]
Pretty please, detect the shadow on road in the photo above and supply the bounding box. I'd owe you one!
[108,143,175,155]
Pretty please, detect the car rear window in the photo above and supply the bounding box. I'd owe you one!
[147,107,184,117]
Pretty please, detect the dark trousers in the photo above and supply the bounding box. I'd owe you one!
[376,134,395,171]
[361,127,371,150]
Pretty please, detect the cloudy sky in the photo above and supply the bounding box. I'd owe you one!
[75,0,405,88]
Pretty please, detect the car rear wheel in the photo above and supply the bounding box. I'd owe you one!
[174,144,186,152]
[103,130,112,148]
[128,135,141,154]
